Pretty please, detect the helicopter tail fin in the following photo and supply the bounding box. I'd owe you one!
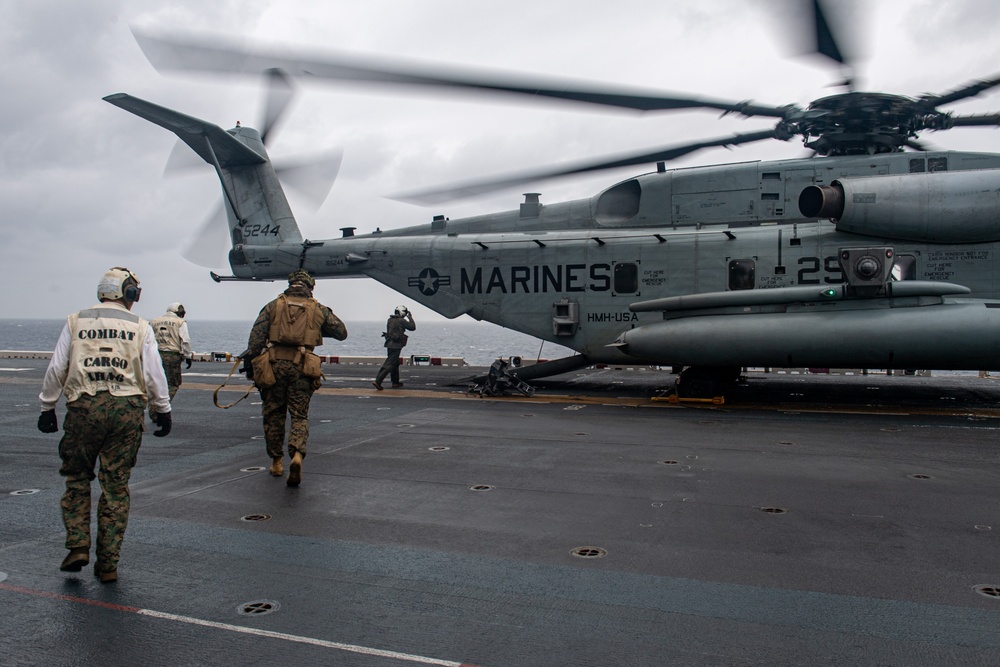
[103,93,303,249]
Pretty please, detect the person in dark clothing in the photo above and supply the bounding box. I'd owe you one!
[373,305,416,390]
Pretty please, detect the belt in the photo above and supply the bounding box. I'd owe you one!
[269,345,314,361]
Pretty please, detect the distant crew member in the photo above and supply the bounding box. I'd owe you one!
[151,302,193,401]
[37,267,172,583]
[373,305,416,390]
[242,270,347,487]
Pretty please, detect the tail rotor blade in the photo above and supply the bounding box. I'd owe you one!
[181,203,230,268]
[274,150,343,210]
[163,137,209,176]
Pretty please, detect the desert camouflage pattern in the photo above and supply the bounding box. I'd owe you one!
[260,359,317,459]
[58,392,145,573]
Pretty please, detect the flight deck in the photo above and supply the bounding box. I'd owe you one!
[2,359,999,666]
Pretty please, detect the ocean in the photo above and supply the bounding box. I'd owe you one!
[0,318,574,367]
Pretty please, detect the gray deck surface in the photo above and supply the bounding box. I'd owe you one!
[2,360,999,666]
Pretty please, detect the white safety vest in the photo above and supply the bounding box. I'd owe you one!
[62,306,148,403]
[152,312,185,354]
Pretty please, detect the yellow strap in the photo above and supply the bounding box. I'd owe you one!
[213,358,256,409]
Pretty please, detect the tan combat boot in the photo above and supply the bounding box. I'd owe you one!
[269,457,284,477]
[287,451,303,487]
[59,546,89,572]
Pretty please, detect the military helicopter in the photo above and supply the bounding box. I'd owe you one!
[106,1,1000,396]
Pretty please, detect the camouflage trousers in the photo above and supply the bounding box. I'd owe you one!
[260,359,317,460]
[375,348,404,385]
[159,350,183,401]
[58,392,145,573]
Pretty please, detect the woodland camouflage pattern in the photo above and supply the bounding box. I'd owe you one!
[261,360,317,458]
[159,350,183,400]
[247,284,347,462]
[59,392,145,573]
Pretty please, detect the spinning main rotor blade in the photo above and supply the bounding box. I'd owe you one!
[394,129,782,205]
[939,113,1000,128]
[919,76,1000,110]
[811,0,847,65]
[260,67,295,145]
[132,29,790,119]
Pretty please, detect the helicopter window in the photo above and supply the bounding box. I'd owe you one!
[729,259,755,290]
[595,180,641,224]
[613,263,639,294]
[927,157,948,173]
[761,193,780,200]
[891,255,916,281]
[909,159,926,173]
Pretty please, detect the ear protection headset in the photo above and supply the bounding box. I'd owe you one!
[117,267,141,303]
[97,267,142,303]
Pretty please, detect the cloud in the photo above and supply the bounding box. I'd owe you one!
[3,0,1000,336]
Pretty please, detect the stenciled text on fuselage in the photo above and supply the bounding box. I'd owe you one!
[460,264,615,294]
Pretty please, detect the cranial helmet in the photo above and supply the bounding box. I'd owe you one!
[168,302,186,317]
[287,270,315,289]
[394,305,408,317]
[97,267,141,303]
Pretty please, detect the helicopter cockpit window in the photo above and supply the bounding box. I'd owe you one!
[891,254,916,281]
[613,262,639,294]
[909,158,926,173]
[595,179,641,224]
[728,259,755,290]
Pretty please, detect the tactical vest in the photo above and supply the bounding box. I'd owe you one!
[151,313,184,353]
[268,294,323,349]
[384,316,409,349]
[62,305,148,403]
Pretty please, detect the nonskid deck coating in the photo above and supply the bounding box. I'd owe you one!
[2,359,999,666]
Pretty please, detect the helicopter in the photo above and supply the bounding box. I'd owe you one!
[106,1,1000,397]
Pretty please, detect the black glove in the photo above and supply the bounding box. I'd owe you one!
[241,356,253,380]
[185,358,193,369]
[38,410,58,433]
[152,411,172,437]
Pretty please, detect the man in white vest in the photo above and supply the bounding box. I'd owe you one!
[38,267,172,583]
[151,302,193,400]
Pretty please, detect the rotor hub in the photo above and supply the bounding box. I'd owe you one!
[797,92,927,155]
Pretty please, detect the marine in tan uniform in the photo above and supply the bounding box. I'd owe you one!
[242,270,347,487]
[373,305,416,390]
[151,302,192,401]
[38,267,172,583]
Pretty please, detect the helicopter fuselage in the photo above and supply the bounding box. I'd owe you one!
[104,92,1000,374]
[224,150,1000,370]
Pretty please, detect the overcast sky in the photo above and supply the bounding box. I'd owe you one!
[4,0,1000,328]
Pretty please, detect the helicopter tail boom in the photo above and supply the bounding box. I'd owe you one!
[104,93,304,263]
